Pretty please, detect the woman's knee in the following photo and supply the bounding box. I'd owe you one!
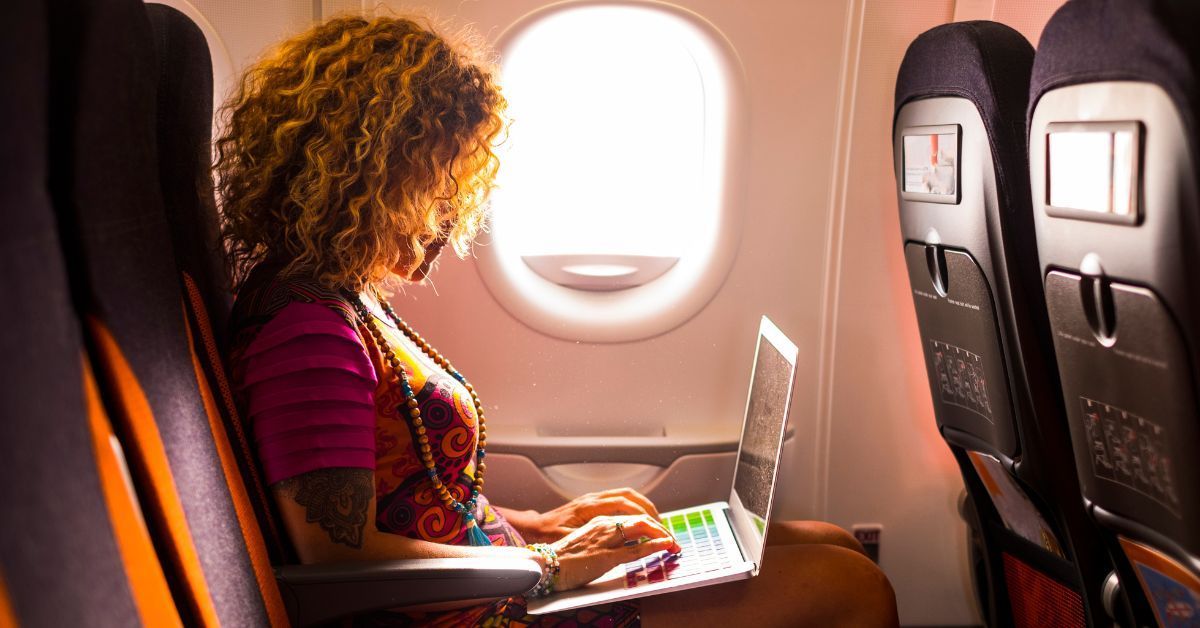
[836,548,898,627]
[642,544,897,627]
[768,520,866,555]
[790,545,898,627]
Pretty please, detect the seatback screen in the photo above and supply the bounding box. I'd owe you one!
[902,126,959,199]
[1045,121,1141,223]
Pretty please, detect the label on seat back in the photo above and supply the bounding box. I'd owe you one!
[1119,537,1200,627]
[1044,271,1198,552]
[904,243,1017,455]
[967,451,1064,558]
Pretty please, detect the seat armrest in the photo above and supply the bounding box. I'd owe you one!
[275,556,541,627]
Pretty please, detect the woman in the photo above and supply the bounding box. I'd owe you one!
[218,14,897,627]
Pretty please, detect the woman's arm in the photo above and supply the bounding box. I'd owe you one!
[274,467,535,565]
[275,468,679,592]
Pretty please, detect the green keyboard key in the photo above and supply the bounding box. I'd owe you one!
[687,512,703,527]
[703,510,715,525]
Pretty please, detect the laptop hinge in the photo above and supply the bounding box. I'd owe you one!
[722,506,753,567]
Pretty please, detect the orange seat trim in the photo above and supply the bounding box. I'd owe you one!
[82,356,182,627]
[181,299,290,628]
[180,274,284,554]
[0,570,15,628]
[87,319,221,627]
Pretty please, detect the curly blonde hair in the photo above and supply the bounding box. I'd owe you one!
[215,14,506,290]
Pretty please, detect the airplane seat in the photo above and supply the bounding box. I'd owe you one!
[139,4,540,625]
[893,21,1113,627]
[0,1,181,625]
[145,1,293,569]
[46,0,297,624]
[1028,0,1200,625]
[146,3,234,348]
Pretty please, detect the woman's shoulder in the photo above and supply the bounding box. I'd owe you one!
[231,262,358,330]
[227,261,362,357]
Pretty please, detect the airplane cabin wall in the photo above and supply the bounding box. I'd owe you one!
[184,0,310,70]
[380,0,847,539]
[179,0,1067,624]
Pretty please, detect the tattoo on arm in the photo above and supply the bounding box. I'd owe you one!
[276,468,373,549]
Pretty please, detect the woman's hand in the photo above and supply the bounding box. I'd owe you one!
[549,514,681,592]
[506,488,662,543]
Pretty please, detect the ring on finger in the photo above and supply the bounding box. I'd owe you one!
[615,521,636,547]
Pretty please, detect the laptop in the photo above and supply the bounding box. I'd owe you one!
[529,315,799,614]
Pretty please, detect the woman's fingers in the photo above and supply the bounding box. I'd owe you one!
[620,536,678,561]
[550,515,682,591]
[614,515,680,553]
[599,488,660,520]
[583,496,647,520]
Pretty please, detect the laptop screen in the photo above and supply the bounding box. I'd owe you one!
[729,316,797,571]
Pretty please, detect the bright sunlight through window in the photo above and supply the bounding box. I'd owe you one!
[477,3,741,342]
[490,4,729,289]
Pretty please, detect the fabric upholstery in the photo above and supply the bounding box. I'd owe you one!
[1029,0,1200,148]
[146,2,293,568]
[148,3,231,345]
[46,0,283,624]
[0,0,148,624]
[895,20,1035,229]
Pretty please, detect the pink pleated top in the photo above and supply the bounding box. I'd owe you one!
[237,301,378,484]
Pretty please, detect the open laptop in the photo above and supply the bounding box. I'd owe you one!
[529,315,799,614]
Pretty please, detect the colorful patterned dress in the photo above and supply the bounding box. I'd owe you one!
[228,262,639,627]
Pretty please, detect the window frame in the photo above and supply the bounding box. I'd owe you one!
[476,0,747,343]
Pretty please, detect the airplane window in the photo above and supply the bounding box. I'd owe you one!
[477,4,743,342]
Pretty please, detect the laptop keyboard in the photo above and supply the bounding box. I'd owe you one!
[623,509,734,588]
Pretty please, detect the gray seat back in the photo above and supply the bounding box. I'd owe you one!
[1028,0,1200,625]
[895,20,1111,627]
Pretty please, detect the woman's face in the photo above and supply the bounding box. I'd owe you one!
[404,236,447,282]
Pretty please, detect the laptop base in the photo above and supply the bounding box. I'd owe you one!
[528,503,755,615]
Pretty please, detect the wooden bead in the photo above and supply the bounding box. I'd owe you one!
[351,293,489,510]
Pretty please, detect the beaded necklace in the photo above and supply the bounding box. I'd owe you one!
[346,291,492,547]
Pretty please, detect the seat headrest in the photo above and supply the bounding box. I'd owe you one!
[1029,0,1200,139]
[147,4,232,341]
[894,21,1034,206]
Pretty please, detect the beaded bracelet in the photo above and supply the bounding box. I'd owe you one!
[525,543,560,598]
